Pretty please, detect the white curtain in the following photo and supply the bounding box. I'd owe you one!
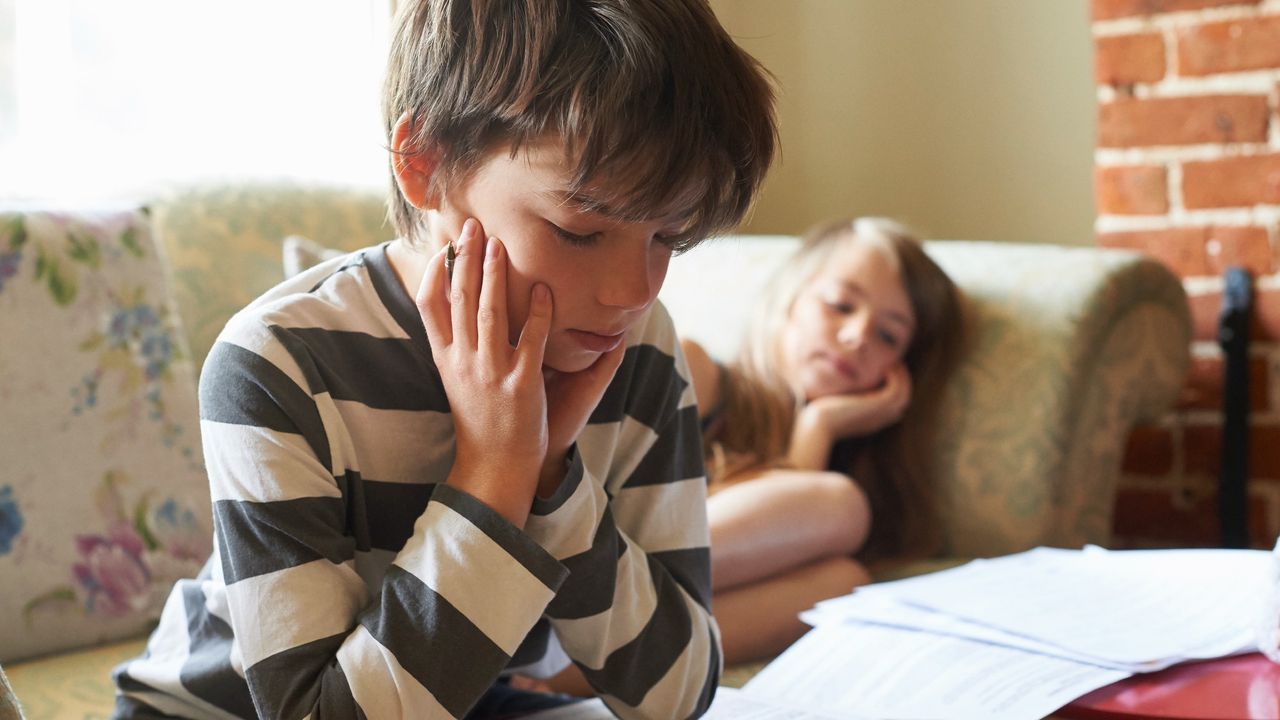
[0,0,394,201]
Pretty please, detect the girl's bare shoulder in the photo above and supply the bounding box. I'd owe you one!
[679,338,722,418]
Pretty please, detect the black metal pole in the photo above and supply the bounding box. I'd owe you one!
[1219,267,1251,549]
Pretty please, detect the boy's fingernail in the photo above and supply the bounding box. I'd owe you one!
[487,237,499,259]
[534,283,549,304]
[461,218,477,241]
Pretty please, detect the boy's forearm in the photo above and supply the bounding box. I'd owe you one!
[206,430,566,718]
[523,443,720,718]
[549,531,720,719]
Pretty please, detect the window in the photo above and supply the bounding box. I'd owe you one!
[0,0,393,201]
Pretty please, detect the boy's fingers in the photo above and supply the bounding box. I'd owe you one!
[416,241,453,349]
[586,342,626,390]
[516,283,553,372]
[477,237,509,362]
[450,218,483,348]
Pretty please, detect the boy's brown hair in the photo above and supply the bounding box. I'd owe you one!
[383,0,776,250]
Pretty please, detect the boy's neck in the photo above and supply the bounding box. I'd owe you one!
[386,237,435,302]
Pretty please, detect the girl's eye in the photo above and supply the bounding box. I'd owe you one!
[825,299,854,315]
[877,328,901,348]
[549,223,601,246]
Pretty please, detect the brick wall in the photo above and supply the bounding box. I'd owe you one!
[1092,0,1280,548]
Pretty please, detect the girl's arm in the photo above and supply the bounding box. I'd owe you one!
[679,338,722,420]
[788,406,839,470]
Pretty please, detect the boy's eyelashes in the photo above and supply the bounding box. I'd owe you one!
[546,221,688,250]
[548,222,601,246]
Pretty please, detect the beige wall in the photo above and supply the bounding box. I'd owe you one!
[711,0,1096,246]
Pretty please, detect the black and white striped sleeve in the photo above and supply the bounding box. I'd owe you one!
[199,317,568,719]
[521,304,720,719]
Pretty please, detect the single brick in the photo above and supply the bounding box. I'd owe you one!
[1178,15,1280,76]
[1099,227,1212,276]
[1095,33,1166,85]
[1096,165,1170,214]
[1098,95,1269,148]
[1183,154,1280,208]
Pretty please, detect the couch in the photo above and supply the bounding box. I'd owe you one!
[0,182,1191,718]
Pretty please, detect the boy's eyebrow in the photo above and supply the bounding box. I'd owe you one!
[538,189,695,233]
[539,189,616,217]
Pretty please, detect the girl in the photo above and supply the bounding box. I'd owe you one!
[685,216,965,664]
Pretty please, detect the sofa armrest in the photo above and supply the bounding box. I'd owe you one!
[926,241,1190,556]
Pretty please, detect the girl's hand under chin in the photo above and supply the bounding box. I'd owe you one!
[802,363,913,441]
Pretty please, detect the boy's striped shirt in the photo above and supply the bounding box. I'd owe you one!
[113,242,719,719]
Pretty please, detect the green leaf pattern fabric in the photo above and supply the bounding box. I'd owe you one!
[0,209,210,664]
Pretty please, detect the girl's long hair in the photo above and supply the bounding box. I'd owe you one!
[712,217,966,560]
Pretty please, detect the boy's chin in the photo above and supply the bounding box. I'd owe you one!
[542,346,603,375]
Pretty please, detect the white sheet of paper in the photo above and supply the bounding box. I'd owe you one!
[802,592,1153,671]
[743,623,1131,720]
[520,687,857,720]
[858,546,1268,666]
[703,688,861,720]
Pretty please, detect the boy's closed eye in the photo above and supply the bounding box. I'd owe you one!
[546,219,689,250]
[547,221,601,246]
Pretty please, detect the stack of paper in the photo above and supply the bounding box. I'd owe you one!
[526,546,1271,720]
[740,545,1270,720]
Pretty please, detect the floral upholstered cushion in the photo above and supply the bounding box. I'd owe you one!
[0,208,210,663]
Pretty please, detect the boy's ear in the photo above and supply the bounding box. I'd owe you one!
[391,112,442,210]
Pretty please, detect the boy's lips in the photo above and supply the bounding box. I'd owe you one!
[567,328,626,353]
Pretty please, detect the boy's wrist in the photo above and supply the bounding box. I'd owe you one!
[536,449,571,499]
[448,455,542,529]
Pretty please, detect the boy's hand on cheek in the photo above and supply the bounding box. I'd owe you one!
[416,218,552,529]
[802,363,912,440]
[537,341,626,497]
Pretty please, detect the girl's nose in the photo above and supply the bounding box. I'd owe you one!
[837,312,871,348]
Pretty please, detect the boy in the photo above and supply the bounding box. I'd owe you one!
[113,0,775,717]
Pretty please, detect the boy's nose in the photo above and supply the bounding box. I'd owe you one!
[598,242,656,311]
